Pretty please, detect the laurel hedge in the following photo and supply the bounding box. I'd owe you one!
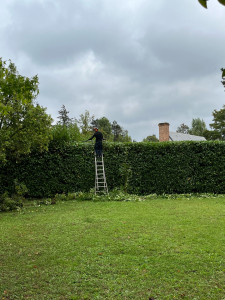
[1,141,225,198]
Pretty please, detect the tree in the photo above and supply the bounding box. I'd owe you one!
[198,0,225,9]
[77,110,94,136]
[111,121,132,142]
[120,129,132,142]
[176,123,190,134]
[91,117,112,139]
[111,120,123,142]
[143,135,159,142]
[50,122,82,147]
[51,105,82,146]
[0,58,52,161]
[189,118,207,136]
[57,105,72,126]
[204,105,225,140]
[92,117,131,142]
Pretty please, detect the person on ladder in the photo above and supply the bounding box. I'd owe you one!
[86,127,104,157]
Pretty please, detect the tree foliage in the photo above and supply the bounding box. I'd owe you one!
[91,117,112,139]
[57,105,73,126]
[142,134,159,142]
[176,123,190,134]
[120,129,132,142]
[90,116,131,142]
[0,58,52,161]
[50,123,82,147]
[204,105,225,140]
[51,105,81,147]
[77,110,94,136]
[189,118,207,136]
[52,108,132,144]
[111,120,131,142]
[111,120,122,141]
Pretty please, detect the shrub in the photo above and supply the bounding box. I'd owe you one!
[0,192,17,212]
[0,180,28,211]
[0,141,225,198]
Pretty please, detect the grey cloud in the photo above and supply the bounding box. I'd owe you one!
[4,0,131,66]
[1,0,225,141]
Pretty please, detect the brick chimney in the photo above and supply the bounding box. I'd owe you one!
[158,122,170,142]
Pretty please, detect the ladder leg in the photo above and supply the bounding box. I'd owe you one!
[95,155,97,195]
[94,154,108,194]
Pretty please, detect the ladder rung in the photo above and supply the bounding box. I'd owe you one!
[95,155,108,195]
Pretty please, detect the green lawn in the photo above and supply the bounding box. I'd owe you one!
[1,196,225,299]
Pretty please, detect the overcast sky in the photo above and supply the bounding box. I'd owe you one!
[1,0,225,141]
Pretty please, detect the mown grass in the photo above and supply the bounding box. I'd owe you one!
[1,196,225,299]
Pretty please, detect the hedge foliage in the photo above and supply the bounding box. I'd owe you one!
[1,141,225,197]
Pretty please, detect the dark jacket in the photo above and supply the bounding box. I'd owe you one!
[88,131,104,143]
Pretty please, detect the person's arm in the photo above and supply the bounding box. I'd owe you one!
[84,133,95,142]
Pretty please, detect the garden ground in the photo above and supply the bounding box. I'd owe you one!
[1,195,225,299]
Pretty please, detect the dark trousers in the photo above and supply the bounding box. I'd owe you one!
[94,142,103,157]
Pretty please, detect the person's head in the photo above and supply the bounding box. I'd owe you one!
[93,127,98,132]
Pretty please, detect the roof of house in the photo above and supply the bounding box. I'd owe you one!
[169,132,206,141]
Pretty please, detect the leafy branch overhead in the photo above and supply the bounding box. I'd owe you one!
[0,58,53,162]
[198,0,225,8]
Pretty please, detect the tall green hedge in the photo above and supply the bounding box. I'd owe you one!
[1,141,225,197]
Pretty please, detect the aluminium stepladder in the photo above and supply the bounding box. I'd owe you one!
[95,154,108,194]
